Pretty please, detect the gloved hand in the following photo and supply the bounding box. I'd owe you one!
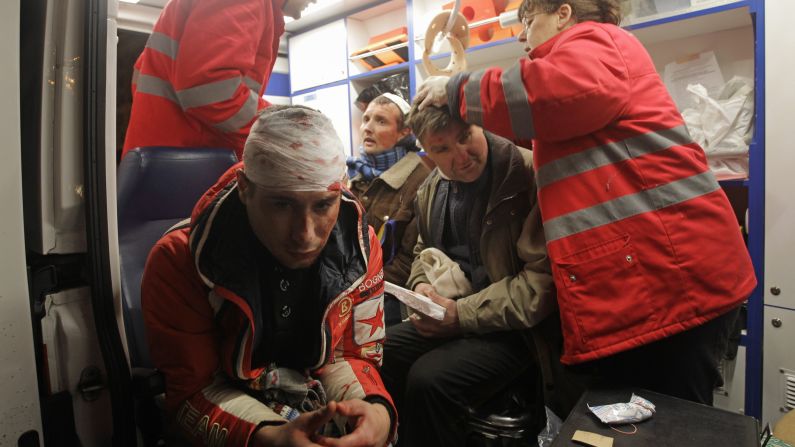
[414,76,450,110]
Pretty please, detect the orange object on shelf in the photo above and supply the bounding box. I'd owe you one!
[350,27,409,71]
[442,0,512,46]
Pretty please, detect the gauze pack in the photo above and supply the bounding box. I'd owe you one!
[588,394,656,425]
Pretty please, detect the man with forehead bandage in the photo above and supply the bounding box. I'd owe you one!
[141,105,396,446]
[347,93,431,323]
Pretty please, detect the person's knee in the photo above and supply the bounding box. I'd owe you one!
[405,359,447,399]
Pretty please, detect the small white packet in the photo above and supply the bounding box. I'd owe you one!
[384,281,446,321]
[587,394,656,425]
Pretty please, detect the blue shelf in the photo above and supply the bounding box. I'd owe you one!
[411,1,752,74]
[349,61,410,82]
[291,79,349,97]
[623,0,749,31]
[413,36,520,65]
[719,178,750,188]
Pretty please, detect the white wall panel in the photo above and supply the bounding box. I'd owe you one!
[289,20,348,92]
[0,0,44,442]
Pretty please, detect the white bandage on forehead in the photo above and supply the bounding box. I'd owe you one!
[243,105,347,191]
[378,93,410,115]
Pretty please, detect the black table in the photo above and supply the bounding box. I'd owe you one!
[551,389,759,447]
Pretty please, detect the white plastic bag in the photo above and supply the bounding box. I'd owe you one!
[681,76,754,180]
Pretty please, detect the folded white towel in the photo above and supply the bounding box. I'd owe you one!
[419,247,473,299]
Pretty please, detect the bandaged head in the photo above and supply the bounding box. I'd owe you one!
[243,105,347,191]
[377,92,410,115]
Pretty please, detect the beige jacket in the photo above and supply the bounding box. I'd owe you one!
[408,132,555,333]
[350,152,431,286]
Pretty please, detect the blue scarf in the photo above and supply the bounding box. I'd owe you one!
[347,136,417,181]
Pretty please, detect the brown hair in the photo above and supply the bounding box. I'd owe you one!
[518,0,622,26]
[370,95,408,130]
[407,103,467,144]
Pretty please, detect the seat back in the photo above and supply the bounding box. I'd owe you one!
[117,147,237,368]
[379,219,399,266]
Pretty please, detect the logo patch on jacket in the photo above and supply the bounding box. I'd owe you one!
[353,295,385,345]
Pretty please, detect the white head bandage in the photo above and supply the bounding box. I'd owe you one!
[378,93,411,115]
[243,105,347,191]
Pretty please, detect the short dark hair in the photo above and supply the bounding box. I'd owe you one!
[518,0,622,26]
[407,103,467,144]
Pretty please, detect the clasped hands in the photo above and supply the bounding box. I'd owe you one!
[252,398,391,447]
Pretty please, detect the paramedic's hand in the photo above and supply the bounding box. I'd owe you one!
[315,399,391,447]
[252,401,338,447]
[410,283,460,337]
[415,76,449,110]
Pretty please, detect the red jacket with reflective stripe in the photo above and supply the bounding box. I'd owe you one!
[141,164,396,445]
[122,0,284,160]
[449,21,756,364]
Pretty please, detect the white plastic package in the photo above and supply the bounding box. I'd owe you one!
[681,76,754,180]
[384,281,446,320]
[587,394,656,425]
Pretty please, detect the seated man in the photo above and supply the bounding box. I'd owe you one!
[380,104,556,446]
[142,105,395,447]
[347,93,431,321]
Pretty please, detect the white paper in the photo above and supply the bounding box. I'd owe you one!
[384,281,446,321]
[663,51,725,111]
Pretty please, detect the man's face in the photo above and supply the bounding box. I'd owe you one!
[237,171,341,269]
[282,0,316,20]
[360,102,409,155]
[421,122,488,183]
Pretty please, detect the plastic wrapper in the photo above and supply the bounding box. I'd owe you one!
[681,76,754,180]
[384,281,446,320]
[537,406,563,447]
[588,394,655,425]
[354,73,410,111]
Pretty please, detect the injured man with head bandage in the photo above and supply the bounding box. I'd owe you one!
[141,105,396,447]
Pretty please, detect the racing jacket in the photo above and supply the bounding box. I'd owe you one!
[446,21,756,364]
[122,0,284,159]
[142,164,396,446]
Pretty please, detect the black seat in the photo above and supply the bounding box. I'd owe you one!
[117,146,237,445]
[465,365,546,446]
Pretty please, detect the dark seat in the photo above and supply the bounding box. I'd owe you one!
[465,362,545,446]
[117,147,237,446]
[117,146,237,369]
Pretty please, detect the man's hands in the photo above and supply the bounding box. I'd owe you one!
[251,399,391,447]
[410,283,461,337]
[316,399,391,447]
[252,402,338,447]
[413,76,450,110]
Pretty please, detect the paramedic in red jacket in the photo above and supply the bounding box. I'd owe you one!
[415,0,756,407]
[141,105,395,446]
[122,0,314,160]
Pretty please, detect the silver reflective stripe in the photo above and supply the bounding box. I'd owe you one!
[501,64,535,141]
[537,125,693,188]
[176,76,243,109]
[544,170,720,242]
[464,69,486,126]
[215,89,260,132]
[135,74,178,104]
[145,31,179,59]
[244,76,262,93]
[132,67,140,86]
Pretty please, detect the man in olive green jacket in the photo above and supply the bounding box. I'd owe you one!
[381,104,559,446]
